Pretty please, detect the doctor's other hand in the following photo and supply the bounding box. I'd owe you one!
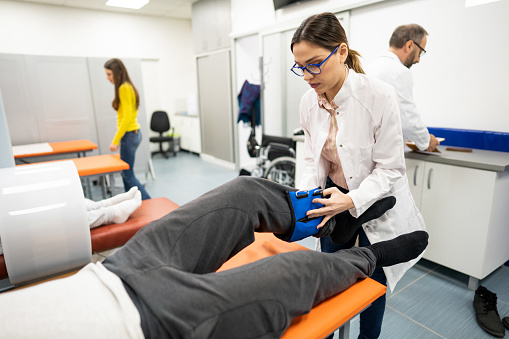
[110,144,119,152]
[306,187,354,229]
[426,134,440,152]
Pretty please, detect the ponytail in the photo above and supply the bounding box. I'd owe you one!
[346,48,364,74]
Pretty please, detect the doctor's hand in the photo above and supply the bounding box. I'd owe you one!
[426,134,440,152]
[306,187,354,229]
[110,144,119,152]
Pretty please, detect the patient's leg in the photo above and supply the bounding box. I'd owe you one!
[160,231,429,338]
[330,196,396,245]
[103,177,298,337]
[104,177,297,276]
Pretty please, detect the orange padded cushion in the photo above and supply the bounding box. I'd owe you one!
[70,154,129,177]
[90,197,179,253]
[0,197,179,280]
[13,139,97,159]
[17,154,129,177]
[218,233,387,339]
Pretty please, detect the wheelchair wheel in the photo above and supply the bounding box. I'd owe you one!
[263,156,296,187]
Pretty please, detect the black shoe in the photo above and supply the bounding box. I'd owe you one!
[503,317,509,330]
[473,286,505,337]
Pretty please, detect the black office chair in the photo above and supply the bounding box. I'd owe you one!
[149,111,176,158]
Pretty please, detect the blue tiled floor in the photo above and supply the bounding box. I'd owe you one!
[107,152,509,338]
[144,151,238,206]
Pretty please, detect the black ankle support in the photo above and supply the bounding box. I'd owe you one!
[329,196,396,245]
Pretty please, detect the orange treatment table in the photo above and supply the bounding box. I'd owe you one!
[13,139,98,159]
[18,154,129,198]
[218,233,387,339]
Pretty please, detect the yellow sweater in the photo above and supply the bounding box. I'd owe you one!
[112,83,141,145]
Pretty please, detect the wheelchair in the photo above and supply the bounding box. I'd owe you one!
[243,133,297,188]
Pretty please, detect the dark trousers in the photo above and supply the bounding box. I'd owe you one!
[103,177,377,339]
[321,177,387,339]
[120,130,151,200]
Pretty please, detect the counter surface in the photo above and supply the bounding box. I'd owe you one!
[293,135,509,172]
[405,146,509,172]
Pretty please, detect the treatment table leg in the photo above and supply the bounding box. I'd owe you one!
[338,320,350,339]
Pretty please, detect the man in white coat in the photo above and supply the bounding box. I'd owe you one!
[366,24,440,152]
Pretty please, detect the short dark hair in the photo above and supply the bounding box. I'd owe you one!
[389,24,428,49]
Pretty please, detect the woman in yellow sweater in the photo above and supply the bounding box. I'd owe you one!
[104,58,151,200]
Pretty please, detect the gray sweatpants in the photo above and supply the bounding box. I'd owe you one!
[103,177,376,339]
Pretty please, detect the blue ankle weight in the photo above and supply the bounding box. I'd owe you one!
[287,188,324,242]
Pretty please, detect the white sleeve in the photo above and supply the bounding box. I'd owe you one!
[347,88,406,217]
[297,102,320,190]
[394,71,430,151]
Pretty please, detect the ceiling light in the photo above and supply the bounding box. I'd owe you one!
[106,0,150,10]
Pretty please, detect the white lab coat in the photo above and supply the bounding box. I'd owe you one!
[298,70,426,292]
[365,51,431,151]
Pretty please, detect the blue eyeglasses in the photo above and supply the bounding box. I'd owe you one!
[290,45,340,77]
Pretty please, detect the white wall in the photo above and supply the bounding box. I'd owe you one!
[231,0,383,34]
[350,0,509,132]
[232,0,509,136]
[0,0,196,140]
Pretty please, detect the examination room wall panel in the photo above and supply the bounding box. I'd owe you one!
[348,0,509,133]
[0,0,196,144]
[198,50,234,163]
[262,32,284,137]
[0,54,39,145]
[23,55,99,144]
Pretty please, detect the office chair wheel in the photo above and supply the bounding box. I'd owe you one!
[264,156,296,188]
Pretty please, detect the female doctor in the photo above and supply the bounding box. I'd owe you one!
[291,13,426,339]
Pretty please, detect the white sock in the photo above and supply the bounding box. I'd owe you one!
[110,191,142,224]
[84,187,138,211]
[88,208,109,228]
[102,187,139,207]
[84,198,102,211]
[88,191,141,228]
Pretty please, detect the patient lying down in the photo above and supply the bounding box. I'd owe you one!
[0,177,428,339]
[0,187,142,255]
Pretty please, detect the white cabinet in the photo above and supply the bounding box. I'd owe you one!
[191,0,231,54]
[406,158,425,208]
[173,114,202,154]
[405,158,509,286]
